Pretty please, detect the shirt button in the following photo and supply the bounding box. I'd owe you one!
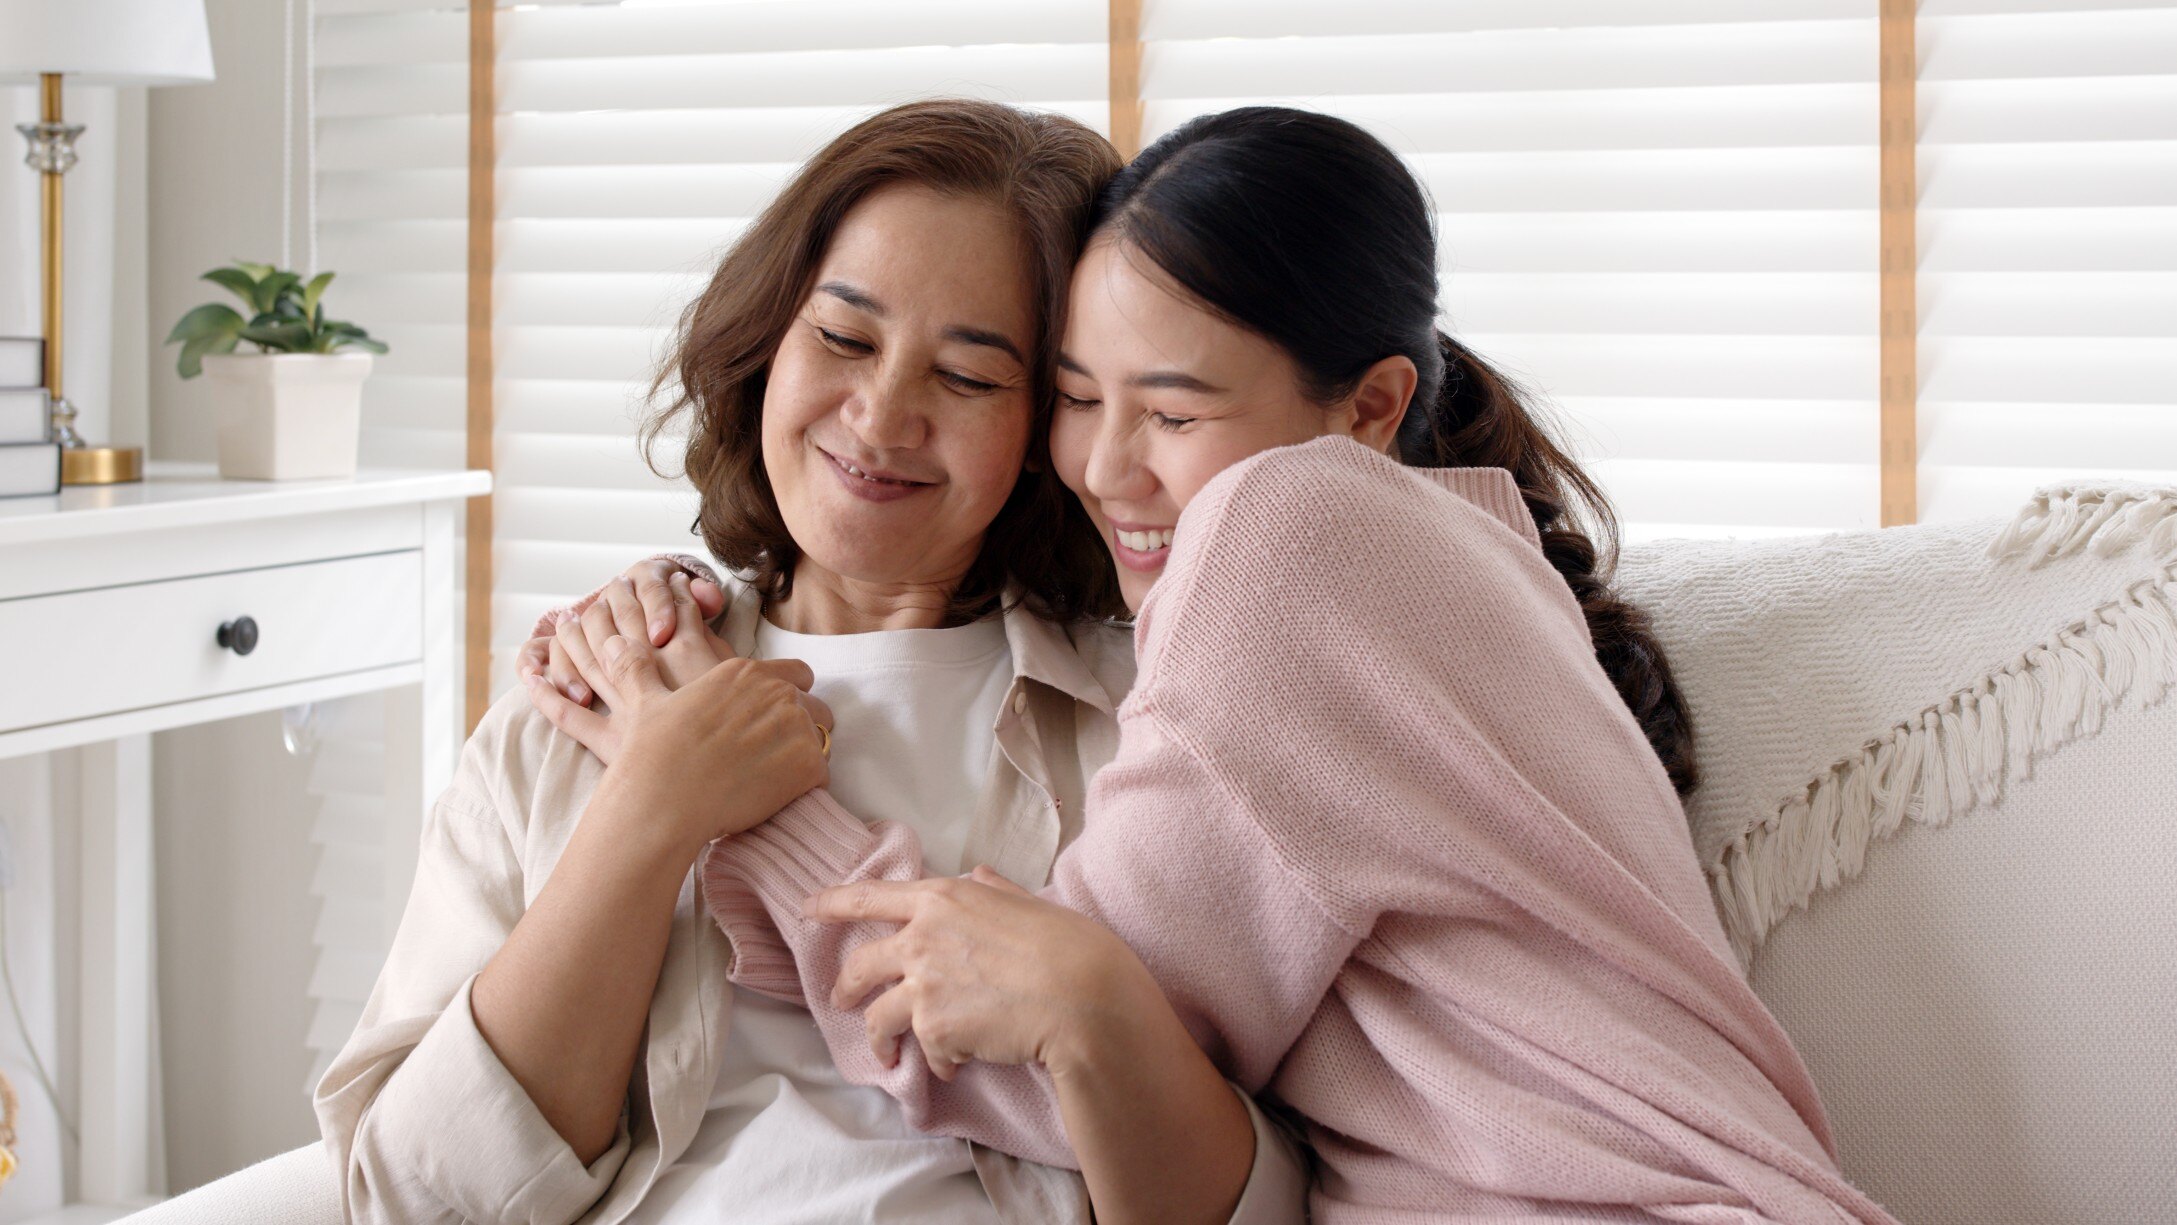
[1011,690,1027,715]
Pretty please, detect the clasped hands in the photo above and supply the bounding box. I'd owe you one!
[516,560,1156,1081]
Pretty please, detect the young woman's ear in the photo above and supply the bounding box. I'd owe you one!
[1343,354,1418,455]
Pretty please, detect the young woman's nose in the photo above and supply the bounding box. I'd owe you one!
[1083,409,1156,506]
[840,362,930,452]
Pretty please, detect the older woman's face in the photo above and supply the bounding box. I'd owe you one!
[763,184,1036,594]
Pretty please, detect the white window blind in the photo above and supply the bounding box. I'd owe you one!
[306,0,471,1098]
[1143,0,1888,541]
[312,0,2175,618]
[1915,0,2177,522]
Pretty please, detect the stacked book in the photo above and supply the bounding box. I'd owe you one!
[1,336,60,497]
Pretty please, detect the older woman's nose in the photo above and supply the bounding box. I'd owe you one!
[841,368,929,452]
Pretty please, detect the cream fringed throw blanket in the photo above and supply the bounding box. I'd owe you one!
[1617,483,2177,965]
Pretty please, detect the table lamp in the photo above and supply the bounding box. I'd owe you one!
[0,0,215,484]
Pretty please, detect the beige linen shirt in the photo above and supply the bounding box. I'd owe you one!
[314,576,1309,1224]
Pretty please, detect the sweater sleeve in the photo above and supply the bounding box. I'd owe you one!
[526,552,720,639]
[698,712,1355,1187]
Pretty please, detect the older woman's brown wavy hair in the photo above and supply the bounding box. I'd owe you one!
[641,99,1125,623]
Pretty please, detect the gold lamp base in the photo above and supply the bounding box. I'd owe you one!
[61,446,144,486]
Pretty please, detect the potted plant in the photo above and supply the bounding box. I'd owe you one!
[164,260,388,480]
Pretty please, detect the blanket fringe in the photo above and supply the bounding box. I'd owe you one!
[1988,484,2177,569]
[1714,485,2177,967]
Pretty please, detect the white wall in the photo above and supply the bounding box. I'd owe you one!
[0,76,150,1224]
[0,0,333,1210]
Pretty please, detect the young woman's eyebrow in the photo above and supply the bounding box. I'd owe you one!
[1131,370,1224,393]
[1058,352,1220,394]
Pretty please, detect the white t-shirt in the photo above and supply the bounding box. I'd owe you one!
[628,613,1013,1224]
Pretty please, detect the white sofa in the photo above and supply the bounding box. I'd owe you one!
[126,484,2177,1224]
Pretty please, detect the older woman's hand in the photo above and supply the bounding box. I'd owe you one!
[514,557,727,706]
[526,570,812,769]
[577,633,835,849]
[806,866,1171,1082]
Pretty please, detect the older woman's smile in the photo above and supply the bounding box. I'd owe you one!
[818,444,936,502]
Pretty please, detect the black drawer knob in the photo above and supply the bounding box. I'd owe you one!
[217,616,260,657]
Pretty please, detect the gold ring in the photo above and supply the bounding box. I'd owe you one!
[815,723,831,759]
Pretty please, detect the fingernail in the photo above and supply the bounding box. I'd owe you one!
[570,682,589,703]
[651,619,669,640]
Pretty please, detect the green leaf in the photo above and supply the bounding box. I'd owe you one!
[321,322,388,356]
[176,333,218,379]
[239,320,313,352]
[200,267,260,306]
[252,271,302,316]
[301,271,335,321]
[174,329,243,379]
[164,302,244,346]
[231,260,275,281]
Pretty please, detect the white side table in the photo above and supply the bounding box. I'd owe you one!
[0,463,489,1217]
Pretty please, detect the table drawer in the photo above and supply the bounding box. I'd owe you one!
[0,551,422,735]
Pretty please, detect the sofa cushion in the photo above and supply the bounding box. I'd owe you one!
[1617,485,2177,1223]
[1617,485,2177,964]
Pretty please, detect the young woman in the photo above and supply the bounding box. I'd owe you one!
[316,100,1307,1225]
[532,109,1899,1222]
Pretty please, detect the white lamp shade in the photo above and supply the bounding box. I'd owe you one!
[0,0,214,87]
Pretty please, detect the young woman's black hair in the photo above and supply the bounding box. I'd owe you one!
[1093,106,1697,795]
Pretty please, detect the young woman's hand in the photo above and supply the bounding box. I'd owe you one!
[581,634,835,854]
[805,866,1171,1082]
[514,558,727,705]
[525,571,746,765]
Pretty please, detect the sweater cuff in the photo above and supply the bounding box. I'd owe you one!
[527,552,722,640]
[368,974,631,1224]
[699,789,880,1000]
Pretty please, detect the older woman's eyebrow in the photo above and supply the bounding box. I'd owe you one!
[944,326,1024,364]
[818,280,1021,364]
[817,280,884,315]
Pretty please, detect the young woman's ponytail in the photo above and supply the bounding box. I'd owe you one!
[1415,335,1698,796]
[1099,108,1697,794]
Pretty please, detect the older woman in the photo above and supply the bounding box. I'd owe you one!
[314,100,1305,1225]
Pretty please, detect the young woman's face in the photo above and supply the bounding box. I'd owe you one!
[1051,238,1380,613]
[762,184,1037,595]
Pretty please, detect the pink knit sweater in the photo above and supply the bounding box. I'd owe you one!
[699,437,1899,1223]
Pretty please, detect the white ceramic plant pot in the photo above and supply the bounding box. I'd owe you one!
[202,352,372,480]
